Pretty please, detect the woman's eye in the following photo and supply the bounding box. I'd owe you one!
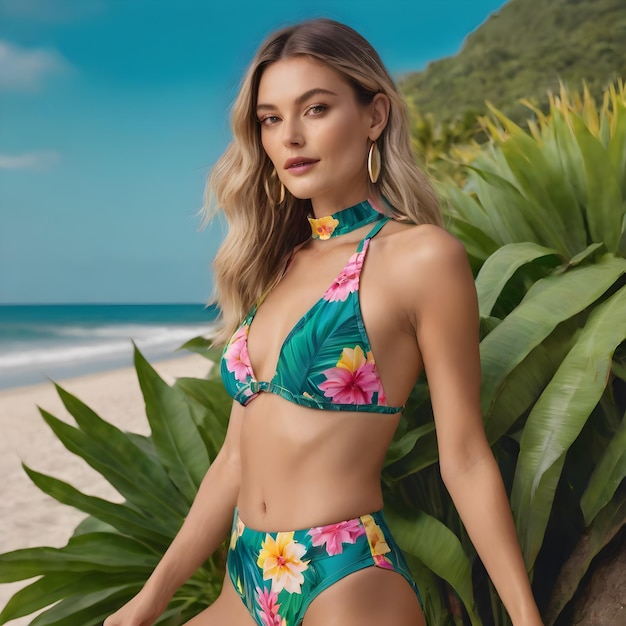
[307,104,327,116]
[259,115,280,126]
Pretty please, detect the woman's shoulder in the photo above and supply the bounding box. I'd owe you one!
[374,220,472,311]
[380,219,467,267]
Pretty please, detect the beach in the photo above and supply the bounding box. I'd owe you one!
[0,354,213,622]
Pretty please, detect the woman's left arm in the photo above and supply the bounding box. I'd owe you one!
[409,227,543,626]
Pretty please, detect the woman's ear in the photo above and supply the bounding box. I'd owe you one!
[369,93,390,141]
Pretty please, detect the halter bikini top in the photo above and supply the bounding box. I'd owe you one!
[220,201,404,414]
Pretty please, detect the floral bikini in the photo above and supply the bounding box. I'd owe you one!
[220,200,422,626]
[221,201,404,414]
[227,509,420,626]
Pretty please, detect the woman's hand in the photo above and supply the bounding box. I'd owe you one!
[103,587,169,626]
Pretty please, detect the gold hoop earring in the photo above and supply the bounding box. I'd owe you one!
[367,141,381,184]
[279,180,285,204]
[263,169,285,206]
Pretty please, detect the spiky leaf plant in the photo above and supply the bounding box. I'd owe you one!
[0,348,230,626]
[384,82,626,626]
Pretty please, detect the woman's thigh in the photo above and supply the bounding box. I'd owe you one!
[303,567,426,626]
[182,573,256,626]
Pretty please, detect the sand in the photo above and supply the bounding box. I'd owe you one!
[0,354,213,623]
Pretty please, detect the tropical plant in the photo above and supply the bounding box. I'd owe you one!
[383,82,626,626]
[0,347,230,626]
[404,98,483,185]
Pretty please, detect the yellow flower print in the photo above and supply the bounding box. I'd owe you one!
[361,514,391,556]
[309,215,340,240]
[230,516,245,550]
[336,346,375,372]
[362,514,394,570]
[257,531,310,594]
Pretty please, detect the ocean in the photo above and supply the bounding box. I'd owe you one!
[0,304,218,390]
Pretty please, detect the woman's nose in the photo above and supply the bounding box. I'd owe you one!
[282,118,304,147]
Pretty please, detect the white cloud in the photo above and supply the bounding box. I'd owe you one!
[0,151,60,170]
[0,0,105,22]
[0,40,71,91]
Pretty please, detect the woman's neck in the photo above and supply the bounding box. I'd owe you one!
[309,186,371,218]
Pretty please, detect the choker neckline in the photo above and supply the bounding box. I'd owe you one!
[308,200,384,240]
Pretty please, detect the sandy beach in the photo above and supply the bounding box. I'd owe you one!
[0,354,213,622]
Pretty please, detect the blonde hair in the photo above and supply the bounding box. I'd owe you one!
[205,18,442,345]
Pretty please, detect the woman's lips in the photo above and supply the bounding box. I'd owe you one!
[283,158,319,174]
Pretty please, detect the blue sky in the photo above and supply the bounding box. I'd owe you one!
[0,0,508,304]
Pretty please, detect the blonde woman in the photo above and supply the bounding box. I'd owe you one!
[105,18,543,626]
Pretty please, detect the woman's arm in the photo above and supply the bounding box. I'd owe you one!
[410,227,543,626]
[104,400,245,625]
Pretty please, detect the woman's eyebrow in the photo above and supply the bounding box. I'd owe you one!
[256,88,338,111]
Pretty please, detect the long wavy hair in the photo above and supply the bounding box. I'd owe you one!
[205,18,442,345]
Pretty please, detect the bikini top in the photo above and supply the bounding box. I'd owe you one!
[220,214,404,414]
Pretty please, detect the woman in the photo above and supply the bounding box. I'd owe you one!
[105,18,543,626]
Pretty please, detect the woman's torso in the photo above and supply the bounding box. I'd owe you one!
[229,220,426,530]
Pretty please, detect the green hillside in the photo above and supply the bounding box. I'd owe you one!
[400,0,626,123]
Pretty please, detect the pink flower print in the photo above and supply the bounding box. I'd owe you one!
[308,518,366,555]
[256,587,283,626]
[224,325,253,382]
[318,346,381,404]
[323,249,366,303]
[373,554,395,570]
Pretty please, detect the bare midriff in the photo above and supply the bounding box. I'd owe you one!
[236,390,403,532]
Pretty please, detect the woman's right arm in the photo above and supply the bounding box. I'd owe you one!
[104,400,245,625]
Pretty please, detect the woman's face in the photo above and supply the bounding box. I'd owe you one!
[256,56,384,213]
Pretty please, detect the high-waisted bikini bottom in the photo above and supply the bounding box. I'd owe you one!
[226,508,422,626]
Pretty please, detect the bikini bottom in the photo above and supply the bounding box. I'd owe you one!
[226,507,422,626]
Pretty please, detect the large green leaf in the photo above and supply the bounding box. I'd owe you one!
[548,108,587,204]
[484,321,578,446]
[480,255,626,432]
[437,180,497,243]
[497,135,580,255]
[0,571,143,624]
[177,335,221,365]
[53,384,185,514]
[134,347,210,501]
[525,112,589,254]
[28,586,142,626]
[467,167,539,245]
[606,96,626,202]
[511,285,626,568]
[21,465,175,547]
[386,507,483,626]
[0,533,159,583]
[442,212,499,264]
[383,426,439,480]
[475,242,561,317]
[580,410,626,525]
[38,408,187,520]
[560,242,605,271]
[384,423,436,466]
[573,115,625,252]
[174,377,230,461]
